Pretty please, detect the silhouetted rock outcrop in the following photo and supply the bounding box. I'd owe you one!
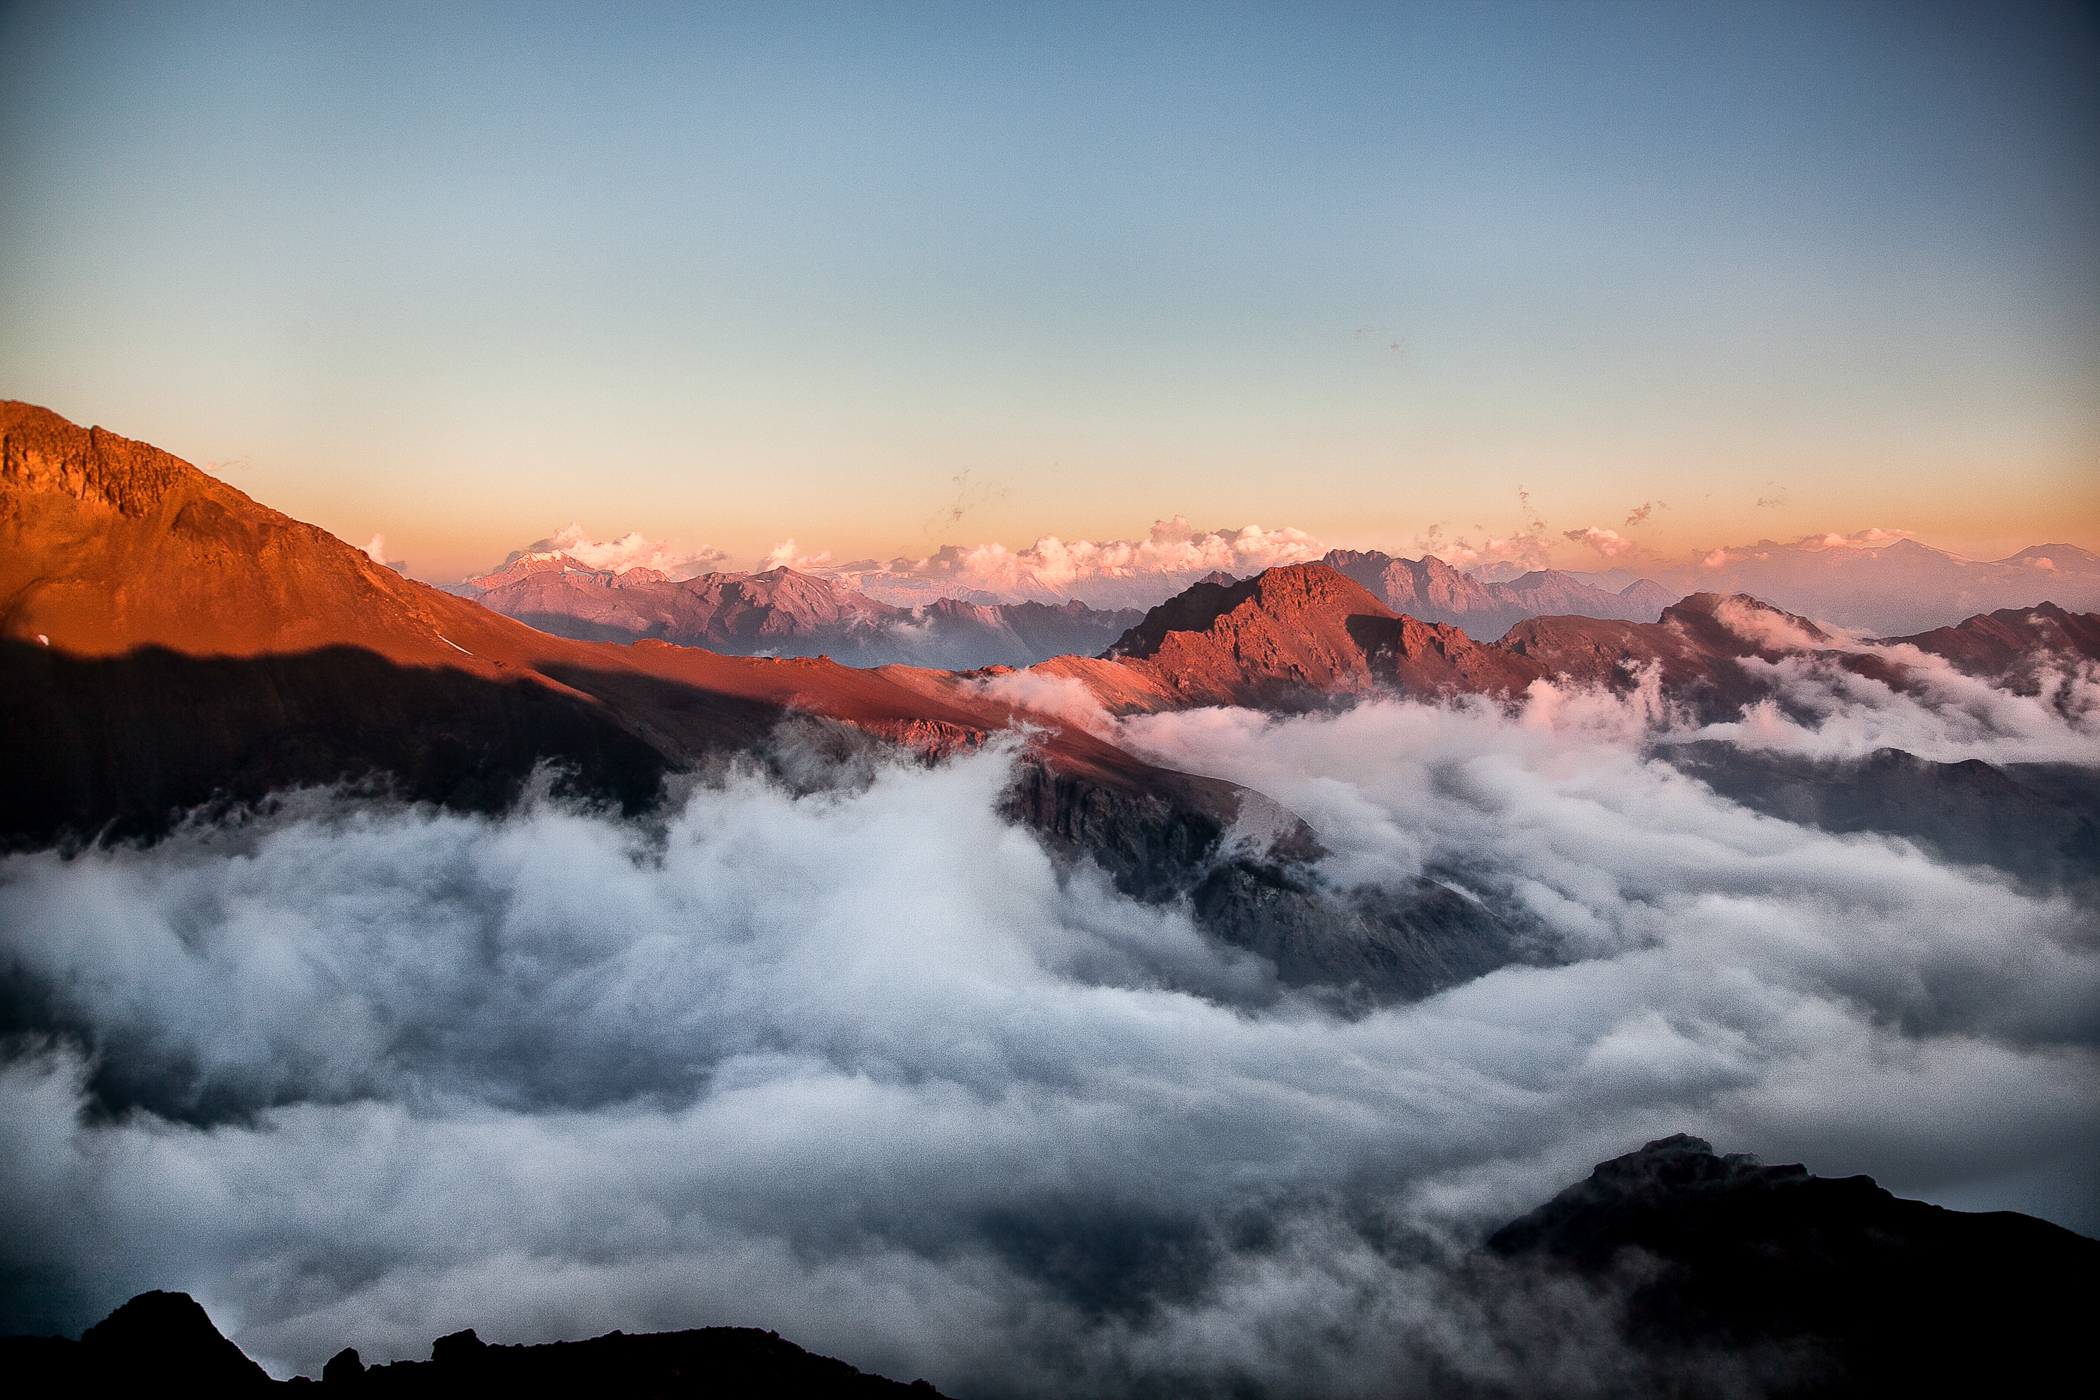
[1,1294,948,1394]
[1489,1134,2100,1397]
[0,1289,273,1393]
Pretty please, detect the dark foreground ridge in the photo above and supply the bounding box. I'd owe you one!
[1491,1133,2100,1398]
[9,1136,2092,1397]
[0,1291,947,1396]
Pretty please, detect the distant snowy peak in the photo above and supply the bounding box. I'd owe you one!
[1673,535,2100,634]
[1996,543,2100,574]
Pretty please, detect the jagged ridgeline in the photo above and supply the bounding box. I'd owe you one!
[7,1136,2091,1394]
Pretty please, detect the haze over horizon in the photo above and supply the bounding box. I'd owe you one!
[2,0,2095,582]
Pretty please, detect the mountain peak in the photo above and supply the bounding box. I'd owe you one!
[1106,563,1388,662]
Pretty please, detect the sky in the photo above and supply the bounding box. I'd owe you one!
[2,0,2096,582]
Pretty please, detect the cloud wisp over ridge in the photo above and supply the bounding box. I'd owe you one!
[3,665,2095,1393]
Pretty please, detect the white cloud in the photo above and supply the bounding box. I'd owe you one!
[833,517,1328,608]
[1795,527,1919,551]
[1562,526,1634,558]
[760,537,835,573]
[4,675,2095,1390]
[512,523,728,579]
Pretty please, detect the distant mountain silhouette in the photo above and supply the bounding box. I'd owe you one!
[10,1140,2089,1395]
[0,1292,947,1395]
[457,553,1142,668]
[1320,548,1677,639]
[1650,535,2100,634]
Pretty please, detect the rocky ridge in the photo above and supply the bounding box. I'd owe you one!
[10,1137,2090,1396]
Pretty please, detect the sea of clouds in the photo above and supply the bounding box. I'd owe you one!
[2,663,2096,1394]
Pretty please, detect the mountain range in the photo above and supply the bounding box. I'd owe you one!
[5,399,2098,1391]
[456,527,2100,668]
[7,397,2096,986]
[9,1133,2091,1395]
[453,540,1677,663]
[0,401,1513,1005]
[1650,533,2100,634]
[1320,547,1678,638]
[453,548,1145,668]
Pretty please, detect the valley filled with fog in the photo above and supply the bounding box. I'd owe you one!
[5,661,2093,1395]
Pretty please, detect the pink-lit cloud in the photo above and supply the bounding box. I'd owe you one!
[1795,527,1919,551]
[828,517,1329,608]
[760,538,835,573]
[487,524,729,581]
[1562,525,1635,557]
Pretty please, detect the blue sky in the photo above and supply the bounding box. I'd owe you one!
[2,0,2094,578]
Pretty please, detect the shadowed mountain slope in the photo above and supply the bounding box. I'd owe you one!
[10,1145,2088,1396]
[0,401,1518,1005]
[1491,1134,2099,1398]
[1883,599,2100,691]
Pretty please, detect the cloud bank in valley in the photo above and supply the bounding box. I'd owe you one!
[3,661,2096,1394]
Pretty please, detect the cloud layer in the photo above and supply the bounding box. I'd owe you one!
[834,517,1330,608]
[2,679,2096,1393]
[509,523,730,579]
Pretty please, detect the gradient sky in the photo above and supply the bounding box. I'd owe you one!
[2,0,2095,581]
